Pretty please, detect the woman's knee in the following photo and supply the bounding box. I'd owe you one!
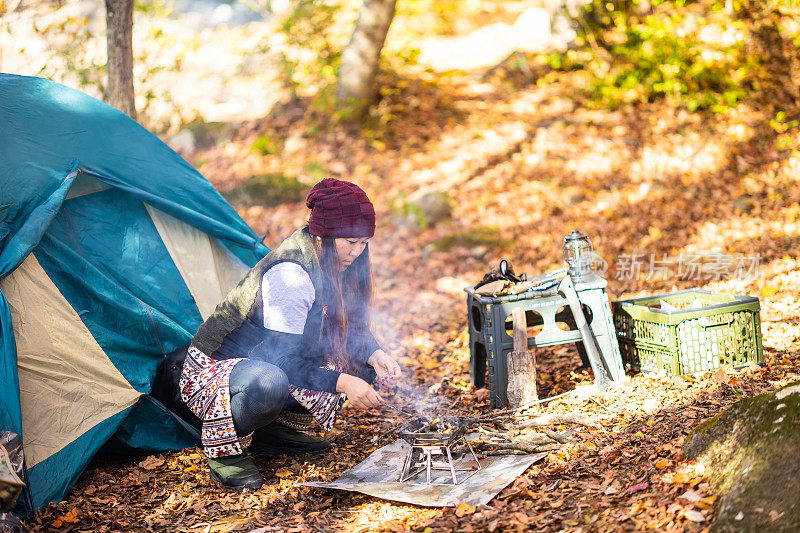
[229,360,289,410]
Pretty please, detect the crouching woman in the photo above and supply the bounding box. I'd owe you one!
[179,178,401,490]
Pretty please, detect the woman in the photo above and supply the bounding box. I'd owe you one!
[179,178,401,491]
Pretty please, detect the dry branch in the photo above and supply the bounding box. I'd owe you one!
[514,413,599,429]
[454,441,561,455]
[542,428,571,444]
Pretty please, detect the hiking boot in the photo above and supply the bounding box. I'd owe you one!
[207,453,263,491]
[250,423,332,457]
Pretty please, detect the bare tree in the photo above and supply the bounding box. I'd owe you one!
[105,0,136,119]
[336,0,396,116]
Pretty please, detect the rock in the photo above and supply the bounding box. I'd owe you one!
[683,382,800,531]
[406,188,453,226]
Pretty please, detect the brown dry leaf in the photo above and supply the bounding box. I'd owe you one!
[138,455,165,471]
[59,508,80,523]
[513,512,531,525]
[679,490,702,503]
[655,459,668,469]
[275,467,294,478]
[713,367,731,385]
[627,482,649,495]
[455,503,476,517]
[672,472,691,484]
[473,388,490,401]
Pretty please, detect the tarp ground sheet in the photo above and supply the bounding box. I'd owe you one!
[301,438,546,507]
[0,73,269,514]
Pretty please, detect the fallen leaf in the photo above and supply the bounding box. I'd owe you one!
[655,459,668,469]
[513,512,530,524]
[684,509,706,522]
[473,388,490,401]
[672,472,691,484]
[713,367,731,385]
[455,503,476,517]
[761,285,778,297]
[679,489,702,503]
[138,455,165,471]
[627,482,649,495]
[275,467,294,478]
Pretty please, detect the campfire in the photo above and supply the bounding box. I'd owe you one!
[396,416,482,485]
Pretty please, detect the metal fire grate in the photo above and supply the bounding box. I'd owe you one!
[397,417,482,485]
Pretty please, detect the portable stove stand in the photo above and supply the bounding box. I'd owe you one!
[398,434,482,485]
[466,273,625,408]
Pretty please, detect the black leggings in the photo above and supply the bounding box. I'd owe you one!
[227,358,377,437]
[228,359,290,436]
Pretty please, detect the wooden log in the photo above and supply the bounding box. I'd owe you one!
[506,308,538,408]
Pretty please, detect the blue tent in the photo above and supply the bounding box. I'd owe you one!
[0,73,269,513]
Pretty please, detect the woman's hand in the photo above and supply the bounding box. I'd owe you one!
[336,374,384,410]
[367,350,402,383]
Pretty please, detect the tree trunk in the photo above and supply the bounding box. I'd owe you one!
[105,0,136,119]
[336,0,396,116]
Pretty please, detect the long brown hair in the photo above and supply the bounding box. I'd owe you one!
[314,237,373,372]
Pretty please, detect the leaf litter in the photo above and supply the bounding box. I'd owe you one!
[23,5,800,533]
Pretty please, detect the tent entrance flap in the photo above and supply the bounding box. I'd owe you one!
[66,172,112,200]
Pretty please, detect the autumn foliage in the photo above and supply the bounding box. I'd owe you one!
[12,0,800,531]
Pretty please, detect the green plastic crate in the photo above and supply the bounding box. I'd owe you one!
[611,289,763,376]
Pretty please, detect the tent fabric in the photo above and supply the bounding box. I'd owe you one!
[0,73,269,514]
[2,253,141,468]
[146,205,249,321]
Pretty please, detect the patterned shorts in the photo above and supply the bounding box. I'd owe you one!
[180,345,347,458]
[179,346,245,458]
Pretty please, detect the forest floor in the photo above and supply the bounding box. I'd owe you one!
[15,1,800,532]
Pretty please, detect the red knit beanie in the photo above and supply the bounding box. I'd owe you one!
[306,178,376,238]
